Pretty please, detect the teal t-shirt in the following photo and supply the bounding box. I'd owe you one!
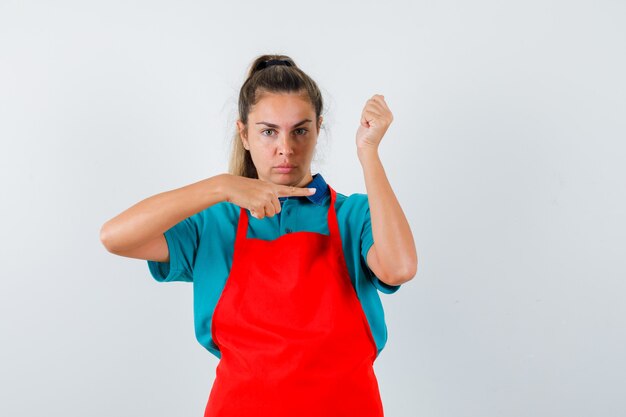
[147,173,401,359]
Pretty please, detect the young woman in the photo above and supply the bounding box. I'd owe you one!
[100,54,417,417]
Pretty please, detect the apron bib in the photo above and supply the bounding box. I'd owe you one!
[204,184,384,417]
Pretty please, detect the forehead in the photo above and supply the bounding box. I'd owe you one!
[249,92,315,122]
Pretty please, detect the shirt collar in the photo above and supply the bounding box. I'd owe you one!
[278,173,329,206]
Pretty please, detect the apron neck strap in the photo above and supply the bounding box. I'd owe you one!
[326,185,341,243]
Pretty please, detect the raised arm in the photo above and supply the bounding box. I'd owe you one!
[359,149,417,286]
[355,94,418,286]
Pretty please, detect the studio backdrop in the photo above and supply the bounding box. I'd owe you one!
[1,1,624,416]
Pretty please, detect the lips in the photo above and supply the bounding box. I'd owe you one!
[275,163,295,173]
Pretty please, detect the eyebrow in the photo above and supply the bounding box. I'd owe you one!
[255,119,313,128]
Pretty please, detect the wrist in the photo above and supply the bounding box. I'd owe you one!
[357,146,380,163]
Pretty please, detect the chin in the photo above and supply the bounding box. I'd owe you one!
[271,171,300,183]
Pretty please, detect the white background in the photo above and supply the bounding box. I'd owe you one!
[1,0,625,416]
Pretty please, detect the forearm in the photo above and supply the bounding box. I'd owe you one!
[358,148,417,281]
[100,173,227,252]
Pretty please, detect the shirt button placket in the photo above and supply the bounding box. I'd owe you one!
[282,201,292,234]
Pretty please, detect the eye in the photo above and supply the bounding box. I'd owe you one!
[261,128,307,136]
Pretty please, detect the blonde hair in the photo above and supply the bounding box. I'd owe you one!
[228,54,325,178]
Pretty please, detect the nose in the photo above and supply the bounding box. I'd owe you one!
[278,133,294,156]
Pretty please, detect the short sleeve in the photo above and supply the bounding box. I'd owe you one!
[360,200,401,294]
[147,211,203,283]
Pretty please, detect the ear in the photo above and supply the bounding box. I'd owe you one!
[317,116,323,133]
[236,120,250,150]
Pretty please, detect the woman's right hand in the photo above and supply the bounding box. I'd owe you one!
[218,174,316,219]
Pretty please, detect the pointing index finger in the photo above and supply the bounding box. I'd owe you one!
[276,185,317,198]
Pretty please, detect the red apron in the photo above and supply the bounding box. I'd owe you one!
[204,185,384,417]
